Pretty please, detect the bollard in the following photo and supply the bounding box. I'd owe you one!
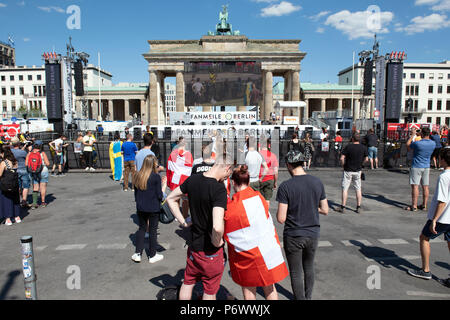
[20,236,37,300]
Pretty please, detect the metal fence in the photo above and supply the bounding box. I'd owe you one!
[32,135,413,171]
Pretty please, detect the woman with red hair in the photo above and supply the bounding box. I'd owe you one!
[224,165,288,300]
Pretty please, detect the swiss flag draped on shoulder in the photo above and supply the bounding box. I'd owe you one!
[166,148,193,190]
[224,187,288,287]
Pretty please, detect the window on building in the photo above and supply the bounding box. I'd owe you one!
[415,85,419,96]
[411,73,415,79]
[447,100,450,111]
[429,73,434,79]
[438,85,443,94]
[429,85,433,94]
[438,73,443,80]
[428,100,433,110]
[28,75,32,81]
[437,100,442,110]
[43,86,46,96]
[446,117,450,126]
[10,75,14,81]
[414,100,419,111]
[1,87,5,95]
[447,85,450,94]
[19,86,24,95]
[0,75,5,81]
[436,117,441,125]
[12,105,16,112]
[405,85,410,96]
[3,106,7,113]
[19,75,23,81]
[448,73,450,80]
[10,87,15,95]
[420,73,425,79]
[37,75,42,81]
[427,117,432,123]
[38,101,42,110]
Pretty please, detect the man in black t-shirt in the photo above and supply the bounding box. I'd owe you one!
[276,150,329,300]
[167,156,233,300]
[364,129,379,170]
[191,144,215,175]
[337,133,368,214]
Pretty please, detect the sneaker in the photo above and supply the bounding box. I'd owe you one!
[41,203,48,208]
[123,189,128,192]
[149,253,164,264]
[90,167,96,172]
[21,200,29,208]
[131,253,142,263]
[356,206,361,214]
[85,167,90,171]
[5,219,12,226]
[336,206,345,213]
[408,269,432,280]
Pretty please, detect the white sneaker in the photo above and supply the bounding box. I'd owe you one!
[131,253,141,263]
[5,220,12,226]
[85,167,90,171]
[90,167,95,171]
[149,253,164,264]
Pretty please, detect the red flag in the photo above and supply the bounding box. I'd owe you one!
[224,187,288,287]
[166,148,193,190]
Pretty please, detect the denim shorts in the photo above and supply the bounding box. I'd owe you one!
[421,220,450,242]
[368,147,378,159]
[18,169,31,189]
[31,167,49,184]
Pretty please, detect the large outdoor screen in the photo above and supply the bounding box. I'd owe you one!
[184,61,262,107]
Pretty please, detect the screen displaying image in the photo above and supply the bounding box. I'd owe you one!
[184,61,262,107]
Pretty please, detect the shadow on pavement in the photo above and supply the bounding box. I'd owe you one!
[363,193,408,209]
[255,283,294,300]
[350,240,420,273]
[435,261,450,271]
[0,270,21,300]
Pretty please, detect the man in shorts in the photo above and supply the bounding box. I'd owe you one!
[405,127,435,212]
[166,156,233,300]
[365,129,379,170]
[408,148,450,288]
[336,133,368,214]
[50,134,68,177]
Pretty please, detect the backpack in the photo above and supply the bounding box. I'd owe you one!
[0,160,19,193]
[27,151,43,174]
[156,284,180,300]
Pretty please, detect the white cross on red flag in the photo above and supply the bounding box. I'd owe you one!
[166,148,193,190]
[224,188,288,287]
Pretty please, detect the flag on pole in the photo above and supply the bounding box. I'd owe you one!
[166,148,193,190]
[224,187,288,287]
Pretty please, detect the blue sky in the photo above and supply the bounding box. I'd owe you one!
[0,0,449,85]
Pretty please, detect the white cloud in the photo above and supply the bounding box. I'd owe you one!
[396,13,450,34]
[316,27,325,33]
[18,1,25,6]
[415,0,450,11]
[260,1,302,17]
[38,6,65,13]
[324,9,394,40]
[23,38,30,42]
[0,3,7,8]
[309,11,331,21]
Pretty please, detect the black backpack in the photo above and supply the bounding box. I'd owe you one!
[156,285,180,300]
[0,160,19,193]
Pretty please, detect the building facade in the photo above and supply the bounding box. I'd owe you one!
[0,64,112,119]
[0,41,15,68]
[165,82,176,117]
[338,60,450,126]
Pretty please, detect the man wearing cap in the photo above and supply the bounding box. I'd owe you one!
[276,149,329,300]
[11,137,30,207]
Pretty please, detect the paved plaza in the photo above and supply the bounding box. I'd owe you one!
[0,168,449,300]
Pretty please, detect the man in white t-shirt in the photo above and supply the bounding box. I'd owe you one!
[83,131,96,171]
[408,148,450,287]
[245,136,268,192]
[50,135,68,177]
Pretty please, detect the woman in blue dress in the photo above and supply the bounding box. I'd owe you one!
[109,133,123,181]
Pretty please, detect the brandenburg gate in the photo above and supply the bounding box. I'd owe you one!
[143,6,306,125]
